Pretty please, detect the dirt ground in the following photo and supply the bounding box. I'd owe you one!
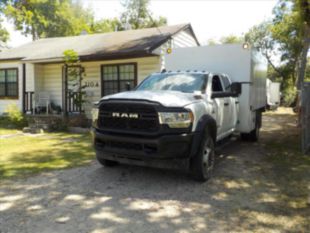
[0,108,309,233]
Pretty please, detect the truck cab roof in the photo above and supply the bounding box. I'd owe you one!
[157,70,210,75]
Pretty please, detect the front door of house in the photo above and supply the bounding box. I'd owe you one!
[101,63,137,96]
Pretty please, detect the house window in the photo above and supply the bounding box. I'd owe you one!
[101,63,137,96]
[0,68,18,98]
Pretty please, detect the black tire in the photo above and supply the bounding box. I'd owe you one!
[96,156,119,167]
[190,131,215,182]
[241,126,259,141]
[240,111,261,142]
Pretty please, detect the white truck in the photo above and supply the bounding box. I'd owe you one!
[91,44,267,181]
[266,78,281,110]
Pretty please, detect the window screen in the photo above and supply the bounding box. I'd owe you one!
[0,69,18,98]
[102,64,136,96]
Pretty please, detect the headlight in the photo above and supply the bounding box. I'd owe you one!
[158,111,193,128]
[91,107,99,126]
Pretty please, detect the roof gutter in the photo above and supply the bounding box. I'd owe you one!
[23,57,64,63]
[0,57,24,62]
[22,53,159,64]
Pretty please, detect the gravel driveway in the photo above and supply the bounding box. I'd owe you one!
[0,110,309,233]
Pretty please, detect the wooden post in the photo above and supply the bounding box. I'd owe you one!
[301,82,310,155]
[22,64,26,113]
[62,65,68,117]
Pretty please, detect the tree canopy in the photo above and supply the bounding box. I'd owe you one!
[220,34,243,44]
[92,18,122,33]
[4,0,93,40]
[3,0,168,39]
[0,18,9,43]
[245,0,310,105]
[0,0,9,44]
[120,0,167,30]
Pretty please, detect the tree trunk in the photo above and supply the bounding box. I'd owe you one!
[31,27,36,41]
[297,24,310,89]
[264,51,288,81]
[31,24,38,41]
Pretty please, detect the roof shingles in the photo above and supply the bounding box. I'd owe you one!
[0,24,195,62]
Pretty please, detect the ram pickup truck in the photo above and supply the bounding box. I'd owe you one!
[91,44,267,181]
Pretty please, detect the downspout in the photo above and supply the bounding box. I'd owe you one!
[62,65,68,118]
[22,63,26,113]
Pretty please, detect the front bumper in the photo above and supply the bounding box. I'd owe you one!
[92,129,197,162]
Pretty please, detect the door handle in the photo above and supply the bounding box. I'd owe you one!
[224,103,229,106]
[235,101,239,104]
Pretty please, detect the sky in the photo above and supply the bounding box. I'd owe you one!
[4,0,278,48]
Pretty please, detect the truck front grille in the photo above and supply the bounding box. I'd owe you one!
[98,102,159,133]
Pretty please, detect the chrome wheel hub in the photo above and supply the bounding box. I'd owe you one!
[202,139,214,172]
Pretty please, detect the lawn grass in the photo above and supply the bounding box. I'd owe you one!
[0,128,20,136]
[263,108,310,163]
[261,108,310,208]
[0,132,95,180]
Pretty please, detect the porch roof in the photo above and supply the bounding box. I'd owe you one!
[0,24,199,62]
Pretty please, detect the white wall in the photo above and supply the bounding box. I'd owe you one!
[152,29,199,70]
[25,63,35,92]
[41,63,63,108]
[172,30,198,48]
[39,56,161,118]
[34,64,43,93]
[0,61,23,114]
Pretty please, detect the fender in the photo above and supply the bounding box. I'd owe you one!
[189,114,217,158]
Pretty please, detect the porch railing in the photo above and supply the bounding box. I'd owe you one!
[23,91,84,115]
[24,91,34,113]
[67,91,84,113]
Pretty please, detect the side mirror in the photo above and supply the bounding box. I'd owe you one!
[231,82,242,97]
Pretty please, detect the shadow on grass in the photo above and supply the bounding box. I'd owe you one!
[0,133,95,179]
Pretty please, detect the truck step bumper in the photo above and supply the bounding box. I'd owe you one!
[96,150,190,170]
[93,129,196,160]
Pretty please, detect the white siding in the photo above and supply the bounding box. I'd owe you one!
[152,30,199,70]
[0,61,23,114]
[172,30,198,48]
[25,63,35,92]
[34,64,44,92]
[40,64,63,108]
[39,56,161,118]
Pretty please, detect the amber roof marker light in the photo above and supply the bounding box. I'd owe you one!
[243,42,250,50]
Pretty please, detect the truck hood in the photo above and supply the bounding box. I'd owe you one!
[101,90,200,107]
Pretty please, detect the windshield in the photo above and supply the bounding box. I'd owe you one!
[137,73,207,93]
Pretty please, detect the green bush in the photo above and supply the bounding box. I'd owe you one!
[282,86,297,107]
[0,104,28,129]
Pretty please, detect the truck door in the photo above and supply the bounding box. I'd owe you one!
[220,75,238,132]
[211,75,225,136]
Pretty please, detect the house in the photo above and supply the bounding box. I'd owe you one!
[0,24,199,118]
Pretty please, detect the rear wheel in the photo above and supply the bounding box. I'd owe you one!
[190,131,215,182]
[96,156,119,167]
[241,111,262,142]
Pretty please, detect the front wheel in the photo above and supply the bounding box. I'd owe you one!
[190,131,215,182]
